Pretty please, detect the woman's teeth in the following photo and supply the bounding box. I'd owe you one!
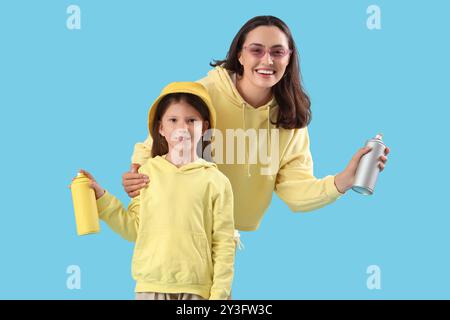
[256,69,275,75]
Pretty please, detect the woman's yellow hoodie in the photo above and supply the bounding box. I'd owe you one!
[97,82,235,300]
[132,66,344,231]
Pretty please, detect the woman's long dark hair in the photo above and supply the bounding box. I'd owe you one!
[151,93,211,159]
[211,15,311,129]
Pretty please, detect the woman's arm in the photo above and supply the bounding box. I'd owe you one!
[275,127,389,212]
[122,135,153,198]
[131,135,153,165]
[274,127,344,212]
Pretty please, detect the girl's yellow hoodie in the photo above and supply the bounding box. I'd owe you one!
[97,82,235,300]
[132,66,344,231]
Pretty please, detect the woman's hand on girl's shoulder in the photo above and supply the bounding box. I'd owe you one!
[122,163,149,198]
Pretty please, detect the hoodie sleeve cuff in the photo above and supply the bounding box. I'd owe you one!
[209,291,230,300]
[325,175,345,199]
[96,190,114,215]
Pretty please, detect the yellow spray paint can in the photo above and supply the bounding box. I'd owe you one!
[70,172,100,235]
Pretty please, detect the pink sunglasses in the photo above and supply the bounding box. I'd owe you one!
[243,44,292,60]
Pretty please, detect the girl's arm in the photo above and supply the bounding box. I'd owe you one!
[96,191,140,242]
[121,135,152,198]
[209,177,235,300]
[78,170,140,242]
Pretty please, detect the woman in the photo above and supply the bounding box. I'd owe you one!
[122,15,390,232]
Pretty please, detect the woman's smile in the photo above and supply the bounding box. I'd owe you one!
[254,67,277,78]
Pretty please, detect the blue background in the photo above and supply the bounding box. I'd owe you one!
[1,0,448,299]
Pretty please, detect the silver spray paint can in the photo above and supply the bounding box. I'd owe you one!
[352,134,386,195]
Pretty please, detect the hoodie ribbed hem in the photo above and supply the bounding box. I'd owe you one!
[135,282,212,300]
[235,224,260,231]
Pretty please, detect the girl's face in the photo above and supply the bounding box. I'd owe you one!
[238,26,291,90]
[158,100,209,153]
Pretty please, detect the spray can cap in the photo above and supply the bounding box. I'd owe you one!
[375,133,383,140]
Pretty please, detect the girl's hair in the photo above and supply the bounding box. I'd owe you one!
[211,15,311,129]
[151,93,212,159]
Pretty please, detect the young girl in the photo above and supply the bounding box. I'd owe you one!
[79,82,235,300]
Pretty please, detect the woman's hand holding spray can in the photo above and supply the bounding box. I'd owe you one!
[334,133,389,194]
[352,134,387,195]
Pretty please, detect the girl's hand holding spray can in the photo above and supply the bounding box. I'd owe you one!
[69,169,105,236]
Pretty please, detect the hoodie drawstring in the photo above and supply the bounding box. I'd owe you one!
[267,108,274,180]
[242,102,251,177]
[234,230,245,250]
[266,108,271,160]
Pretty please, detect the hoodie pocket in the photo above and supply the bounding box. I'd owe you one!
[132,230,212,285]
